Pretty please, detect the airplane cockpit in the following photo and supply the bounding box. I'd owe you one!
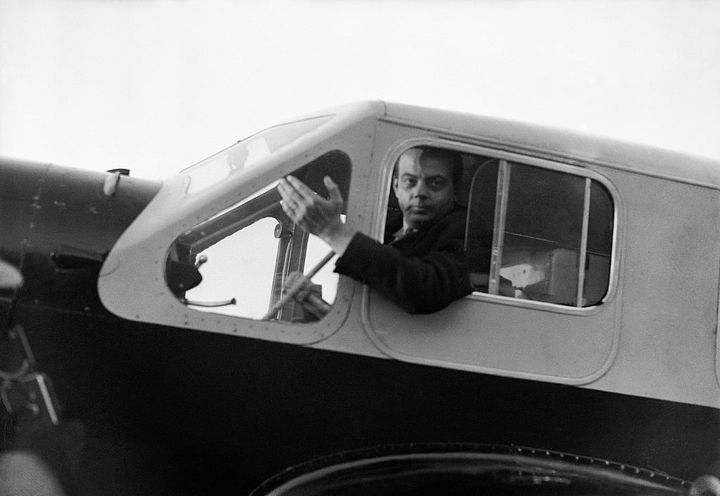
[164,143,613,324]
[97,102,627,385]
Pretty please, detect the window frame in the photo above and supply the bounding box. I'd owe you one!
[169,151,352,323]
[484,159,608,308]
[378,138,621,316]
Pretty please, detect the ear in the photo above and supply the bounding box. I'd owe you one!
[392,176,399,195]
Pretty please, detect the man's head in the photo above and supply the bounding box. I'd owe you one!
[393,147,462,230]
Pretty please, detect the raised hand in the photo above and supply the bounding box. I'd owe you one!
[277,176,355,255]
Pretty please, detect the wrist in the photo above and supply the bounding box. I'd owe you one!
[320,225,355,256]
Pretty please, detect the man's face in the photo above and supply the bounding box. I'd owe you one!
[393,149,455,230]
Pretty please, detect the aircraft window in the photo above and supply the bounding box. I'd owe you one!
[182,115,332,194]
[166,150,351,321]
[465,158,613,307]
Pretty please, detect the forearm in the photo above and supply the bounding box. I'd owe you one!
[335,233,472,313]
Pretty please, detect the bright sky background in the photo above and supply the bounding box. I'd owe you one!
[1,0,719,181]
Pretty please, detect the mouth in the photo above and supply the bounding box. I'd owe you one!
[408,205,432,215]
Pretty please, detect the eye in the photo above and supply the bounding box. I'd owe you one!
[426,177,448,191]
[401,177,417,188]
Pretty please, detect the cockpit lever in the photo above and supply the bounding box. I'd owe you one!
[182,297,237,308]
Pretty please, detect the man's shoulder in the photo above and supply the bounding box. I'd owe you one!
[431,206,467,235]
[393,206,467,254]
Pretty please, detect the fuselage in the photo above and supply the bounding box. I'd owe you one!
[2,103,720,495]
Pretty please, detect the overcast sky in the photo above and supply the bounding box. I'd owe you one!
[1,0,719,180]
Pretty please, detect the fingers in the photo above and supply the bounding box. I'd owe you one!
[280,175,341,203]
[277,176,344,238]
[277,177,304,219]
[278,178,317,233]
[286,176,317,202]
[278,176,318,210]
[277,177,297,204]
[324,176,344,206]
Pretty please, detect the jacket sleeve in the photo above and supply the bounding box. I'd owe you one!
[334,231,472,314]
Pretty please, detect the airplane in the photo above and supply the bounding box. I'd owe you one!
[1,101,719,495]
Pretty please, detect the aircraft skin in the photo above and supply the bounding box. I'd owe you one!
[1,103,720,494]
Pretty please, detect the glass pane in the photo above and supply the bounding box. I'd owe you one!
[464,159,498,291]
[466,160,614,307]
[182,115,332,194]
[502,164,586,304]
[584,181,614,305]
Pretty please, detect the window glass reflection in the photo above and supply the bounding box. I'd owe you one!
[182,115,332,194]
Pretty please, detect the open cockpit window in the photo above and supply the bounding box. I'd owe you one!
[464,157,614,307]
[386,146,614,309]
[166,151,351,322]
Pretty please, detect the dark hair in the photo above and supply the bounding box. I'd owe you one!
[393,147,464,186]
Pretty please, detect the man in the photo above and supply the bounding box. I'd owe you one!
[277,146,472,314]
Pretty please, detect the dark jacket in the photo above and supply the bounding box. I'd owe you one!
[334,207,473,314]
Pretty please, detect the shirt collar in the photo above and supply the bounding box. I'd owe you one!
[392,226,419,242]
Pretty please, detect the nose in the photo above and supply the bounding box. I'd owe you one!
[412,179,429,198]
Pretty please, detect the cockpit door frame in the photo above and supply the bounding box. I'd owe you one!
[99,103,383,345]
